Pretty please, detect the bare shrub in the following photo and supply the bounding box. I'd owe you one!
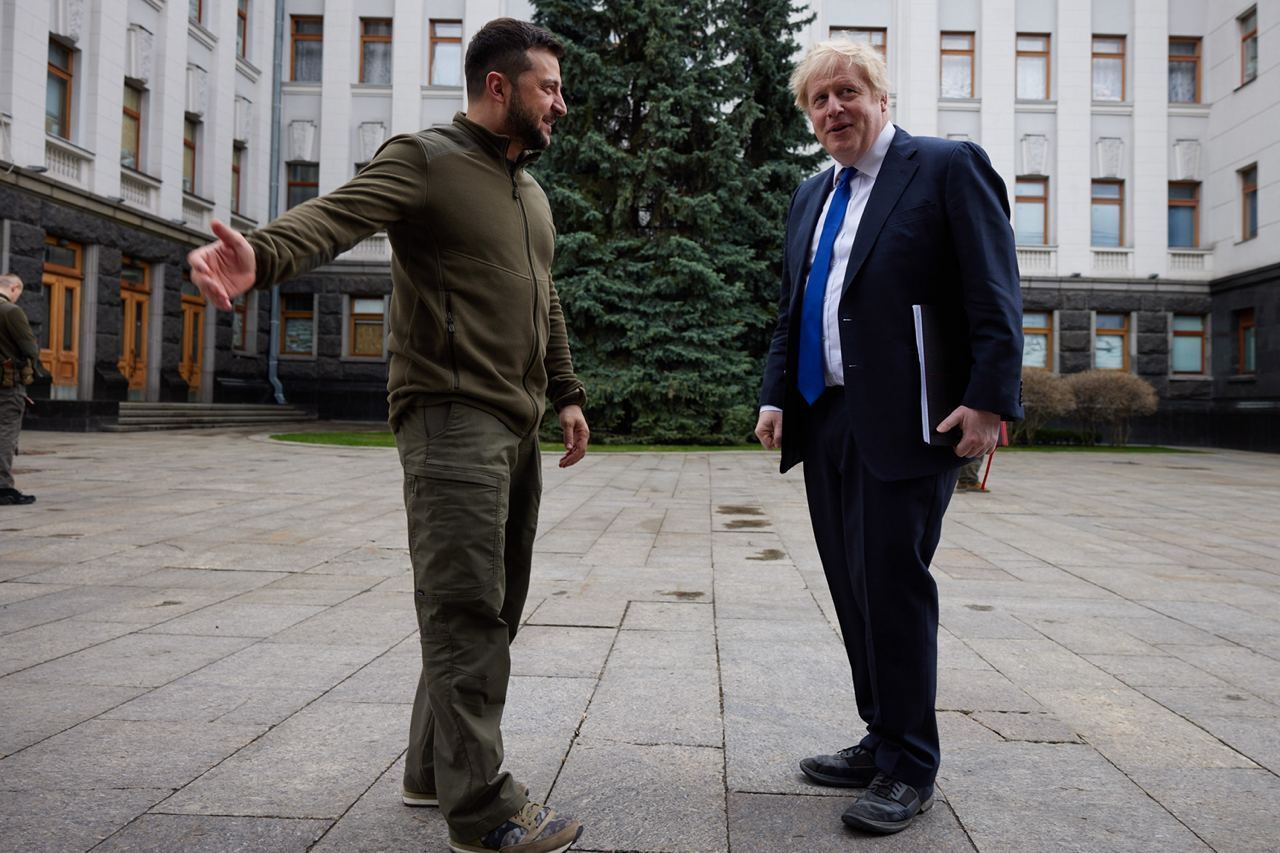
[1011,368,1076,445]
[1065,370,1159,445]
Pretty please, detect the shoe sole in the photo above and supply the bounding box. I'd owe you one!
[448,824,583,853]
[841,795,934,834]
[799,762,875,788]
[401,791,439,807]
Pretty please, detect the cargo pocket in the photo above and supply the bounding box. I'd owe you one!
[405,463,505,603]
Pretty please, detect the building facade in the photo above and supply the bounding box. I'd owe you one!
[0,0,1276,445]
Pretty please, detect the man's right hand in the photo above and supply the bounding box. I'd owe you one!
[187,219,256,311]
[755,410,783,450]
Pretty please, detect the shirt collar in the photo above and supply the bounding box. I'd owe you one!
[831,121,896,185]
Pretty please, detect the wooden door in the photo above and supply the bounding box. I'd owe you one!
[39,238,83,397]
[179,293,205,399]
[118,259,149,399]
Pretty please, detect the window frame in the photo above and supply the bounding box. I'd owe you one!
[1241,7,1258,86]
[121,83,143,169]
[286,161,319,209]
[1022,311,1054,370]
[939,31,975,99]
[1236,308,1256,374]
[1167,181,1200,248]
[1015,176,1049,246]
[347,295,387,359]
[280,292,316,357]
[182,117,199,195]
[237,0,249,59]
[231,292,253,354]
[1240,164,1258,241]
[1168,36,1201,104]
[1094,312,1130,371]
[47,38,74,140]
[188,0,202,25]
[231,143,244,215]
[360,18,393,85]
[429,19,463,87]
[290,15,323,83]
[1016,33,1051,100]
[1092,35,1127,102]
[1091,179,1125,248]
[829,26,888,61]
[1170,314,1207,375]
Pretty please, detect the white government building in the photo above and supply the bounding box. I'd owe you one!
[0,0,1275,448]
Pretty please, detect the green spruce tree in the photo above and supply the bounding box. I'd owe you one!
[533,0,818,443]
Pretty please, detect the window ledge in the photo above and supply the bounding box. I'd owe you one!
[340,355,387,363]
[1235,78,1256,92]
[230,213,258,231]
[1226,374,1256,383]
[420,86,464,99]
[1092,102,1133,115]
[121,165,162,189]
[188,20,216,49]
[1169,374,1211,381]
[1015,100,1057,113]
[278,353,317,362]
[352,83,393,93]
[938,98,981,111]
[236,56,262,83]
[282,82,322,94]
[1168,103,1210,117]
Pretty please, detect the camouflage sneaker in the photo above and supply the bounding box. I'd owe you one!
[402,781,530,808]
[448,802,583,853]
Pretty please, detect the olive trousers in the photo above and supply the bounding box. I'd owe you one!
[393,401,541,840]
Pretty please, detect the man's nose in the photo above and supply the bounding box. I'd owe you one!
[553,93,567,117]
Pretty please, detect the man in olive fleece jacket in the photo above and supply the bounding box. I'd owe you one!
[189,19,588,853]
[0,274,44,506]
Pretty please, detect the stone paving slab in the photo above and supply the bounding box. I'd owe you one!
[2,431,1279,851]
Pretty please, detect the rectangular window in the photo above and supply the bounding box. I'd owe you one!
[830,27,888,60]
[121,84,142,169]
[349,296,385,357]
[1094,313,1129,370]
[46,40,73,139]
[231,145,244,214]
[1241,164,1258,241]
[360,18,392,85]
[232,293,250,352]
[237,0,249,58]
[430,20,463,87]
[182,118,198,194]
[1168,37,1201,103]
[940,32,975,99]
[1236,308,1256,373]
[1023,311,1053,369]
[1241,8,1258,85]
[1091,180,1124,247]
[291,16,323,82]
[286,162,318,209]
[1092,35,1126,101]
[1016,34,1050,100]
[1015,177,1048,245]
[188,0,202,25]
[1171,315,1206,374]
[1168,182,1199,248]
[281,293,314,355]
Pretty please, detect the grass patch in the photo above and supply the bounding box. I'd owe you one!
[271,432,765,453]
[1002,444,1196,453]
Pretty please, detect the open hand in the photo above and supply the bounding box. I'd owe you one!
[187,219,256,311]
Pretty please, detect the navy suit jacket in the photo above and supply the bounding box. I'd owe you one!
[760,126,1024,481]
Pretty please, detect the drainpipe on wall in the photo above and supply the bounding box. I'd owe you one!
[266,0,286,404]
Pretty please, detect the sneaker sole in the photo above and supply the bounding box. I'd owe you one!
[448,824,583,853]
[401,791,439,807]
[799,762,876,788]
[841,794,934,834]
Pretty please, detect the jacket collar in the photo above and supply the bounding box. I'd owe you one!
[452,113,543,171]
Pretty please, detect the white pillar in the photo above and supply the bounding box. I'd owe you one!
[1056,0,1093,276]
[980,0,1017,198]
[1131,0,1167,277]
[318,0,355,193]
[156,1,191,221]
[205,0,237,228]
[392,0,426,135]
[85,1,127,199]
[897,0,938,136]
[5,0,51,169]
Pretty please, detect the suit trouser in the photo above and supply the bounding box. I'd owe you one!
[393,401,539,840]
[803,390,957,788]
[0,386,25,490]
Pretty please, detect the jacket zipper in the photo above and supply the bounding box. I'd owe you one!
[444,291,460,390]
[511,172,542,429]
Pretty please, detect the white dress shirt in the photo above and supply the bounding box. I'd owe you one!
[763,120,896,413]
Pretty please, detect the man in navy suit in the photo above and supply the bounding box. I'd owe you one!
[755,40,1023,834]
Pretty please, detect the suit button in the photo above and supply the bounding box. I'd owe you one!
[847,363,859,368]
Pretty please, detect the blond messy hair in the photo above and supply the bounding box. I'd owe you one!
[790,40,891,109]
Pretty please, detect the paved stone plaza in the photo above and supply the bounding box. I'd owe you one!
[1,429,1278,852]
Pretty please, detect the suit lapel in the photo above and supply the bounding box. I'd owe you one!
[787,167,836,314]
[840,127,919,298]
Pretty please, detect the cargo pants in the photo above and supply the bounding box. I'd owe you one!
[393,401,540,840]
[0,386,25,490]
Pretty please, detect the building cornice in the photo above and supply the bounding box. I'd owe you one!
[1210,260,1280,294]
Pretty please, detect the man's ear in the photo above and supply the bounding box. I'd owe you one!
[485,70,509,105]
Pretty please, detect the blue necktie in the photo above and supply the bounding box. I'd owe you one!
[798,167,854,405]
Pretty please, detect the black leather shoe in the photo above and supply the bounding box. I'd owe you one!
[0,488,35,506]
[841,772,933,834]
[799,744,878,788]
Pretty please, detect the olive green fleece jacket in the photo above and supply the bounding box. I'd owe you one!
[245,113,585,435]
[0,294,40,366]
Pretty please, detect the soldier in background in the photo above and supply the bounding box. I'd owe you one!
[0,273,44,506]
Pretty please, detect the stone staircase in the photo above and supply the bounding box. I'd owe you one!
[103,402,317,432]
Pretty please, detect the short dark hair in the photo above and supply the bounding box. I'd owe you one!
[464,18,564,101]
